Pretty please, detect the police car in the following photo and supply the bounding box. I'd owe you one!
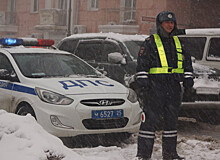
[0,38,142,138]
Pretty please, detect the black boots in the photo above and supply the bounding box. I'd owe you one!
[163,152,185,160]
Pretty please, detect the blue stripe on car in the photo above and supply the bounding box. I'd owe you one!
[0,81,37,95]
[13,84,37,95]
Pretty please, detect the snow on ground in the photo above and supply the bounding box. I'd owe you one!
[0,110,220,160]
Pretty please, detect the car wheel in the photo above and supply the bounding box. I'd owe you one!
[16,103,36,119]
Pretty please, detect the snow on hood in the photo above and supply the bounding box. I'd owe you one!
[24,77,127,95]
[193,62,216,75]
[192,62,220,89]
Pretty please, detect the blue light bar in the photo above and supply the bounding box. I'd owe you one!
[0,38,23,46]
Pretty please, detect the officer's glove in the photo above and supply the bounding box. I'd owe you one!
[183,77,194,89]
[136,78,149,89]
[183,78,195,102]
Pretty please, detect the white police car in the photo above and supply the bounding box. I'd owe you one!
[0,38,142,138]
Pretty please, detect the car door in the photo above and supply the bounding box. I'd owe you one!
[0,53,14,112]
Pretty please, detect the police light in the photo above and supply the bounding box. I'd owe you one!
[0,38,23,46]
[38,39,54,46]
[0,38,55,47]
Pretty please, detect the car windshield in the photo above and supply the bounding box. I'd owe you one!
[12,53,102,78]
[124,41,143,59]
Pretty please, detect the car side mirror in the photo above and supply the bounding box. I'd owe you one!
[108,52,126,65]
[191,56,196,63]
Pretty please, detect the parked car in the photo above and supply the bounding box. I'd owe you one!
[0,38,142,139]
[58,32,220,124]
[57,32,148,85]
[178,28,220,70]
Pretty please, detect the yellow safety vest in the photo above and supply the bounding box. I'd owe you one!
[149,34,184,74]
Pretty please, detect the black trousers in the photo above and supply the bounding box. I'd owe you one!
[137,79,182,158]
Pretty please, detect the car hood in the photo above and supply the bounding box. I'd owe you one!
[24,77,128,95]
[193,62,220,77]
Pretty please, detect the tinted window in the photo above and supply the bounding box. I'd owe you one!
[58,39,79,53]
[124,41,143,59]
[208,38,220,61]
[179,37,206,60]
[0,53,14,73]
[75,41,102,62]
[102,42,121,62]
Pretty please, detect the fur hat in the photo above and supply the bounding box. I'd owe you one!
[156,11,178,37]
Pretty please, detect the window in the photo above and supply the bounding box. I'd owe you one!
[12,53,100,78]
[179,37,206,60]
[58,39,79,53]
[57,0,67,9]
[102,42,121,62]
[30,0,39,13]
[208,38,220,61]
[124,41,143,60]
[7,0,16,12]
[88,0,99,11]
[75,41,102,62]
[6,0,16,24]
[0,53,14,75]
[121,0,136,23]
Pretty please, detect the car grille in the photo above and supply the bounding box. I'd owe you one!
[80,99,125,106]
[82,118,129,129]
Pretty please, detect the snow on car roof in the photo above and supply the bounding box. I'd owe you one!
[185,28,220,35]
[2,46,70,54]
[63,32,149,42]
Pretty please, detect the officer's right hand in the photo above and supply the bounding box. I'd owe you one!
[136,78,149,89]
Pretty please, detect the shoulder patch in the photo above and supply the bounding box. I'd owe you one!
[139,47,145,56]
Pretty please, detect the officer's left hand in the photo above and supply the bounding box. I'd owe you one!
[183,77,194,89]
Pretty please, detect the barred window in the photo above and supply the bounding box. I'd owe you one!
[88,0,99,11]
[120,0,136,24]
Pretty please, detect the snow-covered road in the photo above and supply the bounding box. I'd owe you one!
[0,110,220,160]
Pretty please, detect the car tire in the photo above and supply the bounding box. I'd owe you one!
[16,103,36,119]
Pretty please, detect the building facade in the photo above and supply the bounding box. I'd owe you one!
[0,0,220,44]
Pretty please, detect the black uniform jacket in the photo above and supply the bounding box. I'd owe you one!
[136,34,193,83]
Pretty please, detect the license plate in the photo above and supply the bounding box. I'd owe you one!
[92,109,124,119]
[196,87,220,95]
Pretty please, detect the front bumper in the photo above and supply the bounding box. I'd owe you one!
[32,93,142,137]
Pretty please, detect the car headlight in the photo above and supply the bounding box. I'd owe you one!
[35,87,73,105]
[127,88,138,103]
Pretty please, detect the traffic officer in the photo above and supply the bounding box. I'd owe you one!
[135,11,194,160]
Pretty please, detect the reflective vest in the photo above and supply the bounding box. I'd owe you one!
[149,34,184,74]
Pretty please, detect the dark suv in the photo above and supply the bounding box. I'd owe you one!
[57,33,147,85]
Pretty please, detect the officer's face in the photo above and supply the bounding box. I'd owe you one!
[161,21,174,34]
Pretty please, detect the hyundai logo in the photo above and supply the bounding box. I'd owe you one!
[99,100,112,106]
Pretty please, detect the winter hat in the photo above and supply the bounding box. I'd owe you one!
[156,11,178,37]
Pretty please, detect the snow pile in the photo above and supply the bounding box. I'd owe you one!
[0,110,83,160]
